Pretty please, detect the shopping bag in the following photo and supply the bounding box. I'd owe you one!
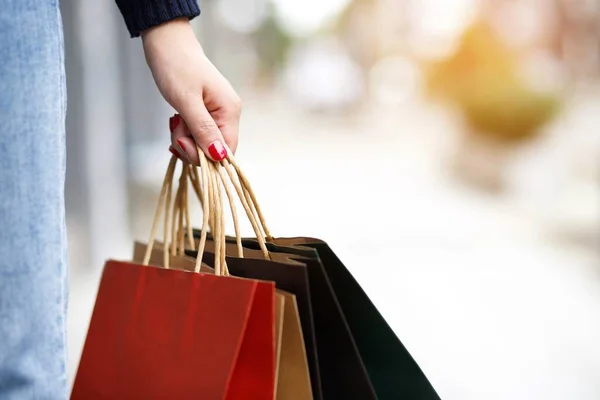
[274,294,285,393]
[169,162,324,400]
[185,233,381,399]
[184,159,377,399]
[240,237,441,400]
[184,156,441,400]
[71,261,276,399]
[133,241,313,400]
[129,156,313,400]
[71,155,277,399]
[193,245,379,399]
[276,289,314,400]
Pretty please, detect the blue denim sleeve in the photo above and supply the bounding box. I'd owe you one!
[114,0,201,38]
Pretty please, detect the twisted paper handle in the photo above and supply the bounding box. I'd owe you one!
[223,155,273,242]
[143,152,228,275]
[169,151,272,260]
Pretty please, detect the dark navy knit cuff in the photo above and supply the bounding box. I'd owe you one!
[115,0,201,38]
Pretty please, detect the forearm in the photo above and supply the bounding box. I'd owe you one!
[114,0,200,38]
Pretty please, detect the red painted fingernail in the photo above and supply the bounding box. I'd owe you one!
[176,140,192,163]
[169,114,180,133]
[208,140,227,161]
[169,145,179,158]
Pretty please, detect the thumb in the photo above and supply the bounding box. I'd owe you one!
[179,105,228,162]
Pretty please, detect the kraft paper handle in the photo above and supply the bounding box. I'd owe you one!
[170,165,185,257]
[208,159,227,275]
[189,163,245,258]
[170,165,196,257]
[195,150,229,274]
[188,161,244,258]
[184,154,271,260]
[142,155,176,268]
[143,152,228,275]
[223,153,273,242]
[219,155,271,259]
[179,158,229,274]
[183,166,195,252]
[167,149,272,262]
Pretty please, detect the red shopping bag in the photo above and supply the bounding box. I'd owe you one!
[71,261,275,399]
[71,155,277,399]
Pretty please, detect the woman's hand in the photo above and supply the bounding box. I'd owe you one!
[142,18,240,163]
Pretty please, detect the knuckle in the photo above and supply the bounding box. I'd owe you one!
[194,119,219,135]
[231,96,243,112]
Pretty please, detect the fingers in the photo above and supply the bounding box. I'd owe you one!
[170,114,196,164]
[215,107,240,154]
[169,93,241,164]
[170,114,200,164]
[179,104,229,162]
[169,112,225,165]
[210,93,242,154]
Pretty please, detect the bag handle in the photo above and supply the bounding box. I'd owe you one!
[218,154,271,259]
[143,152,228,275]
[188,162,244,258]
[182,154,271,260]
[207,157,228,275]
[142,155,176,268]
[169,164,191,258]
[223,155,273,242]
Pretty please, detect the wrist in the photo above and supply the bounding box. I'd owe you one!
[141,18,195,43]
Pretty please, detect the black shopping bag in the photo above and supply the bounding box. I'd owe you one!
[192,230,441,400]
[180,150,440,399]
[184,247,325,400]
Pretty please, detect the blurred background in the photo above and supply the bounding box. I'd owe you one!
[62,0,599,398]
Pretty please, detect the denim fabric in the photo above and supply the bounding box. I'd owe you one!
[0,0,68,399]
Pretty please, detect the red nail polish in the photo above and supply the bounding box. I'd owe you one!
[169,146,179,157]
[208,140,227,161]
[175,140,192,164]
[176,139,192,163]
[169,114,180,133]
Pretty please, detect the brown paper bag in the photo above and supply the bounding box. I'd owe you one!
[274,294,285,395]
[133,242,313,400]
[277,291,313,400]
